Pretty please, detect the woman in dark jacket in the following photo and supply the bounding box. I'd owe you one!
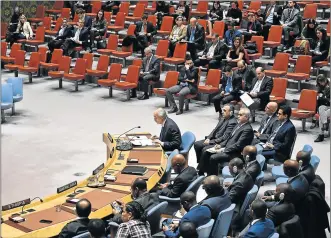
[226,1,242,26]
[172,1,190,22]
[155,1,170,29]
[90,10,107,49]
[209,1,223,23]
[244,12,262,42]
[301,18,318,49]
[312,27,330,65]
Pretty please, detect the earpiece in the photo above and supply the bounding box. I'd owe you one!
[233,166,238,174]
[176,163,180,167]
[279,193,285,200]
[245,155,250,162]
[298,160,303,169]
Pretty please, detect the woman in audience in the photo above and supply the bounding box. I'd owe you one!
[114,201,151,238]
[244,12,262,42]
[209,1,224,24]
[226,1,242,26]
[173,1,190,22]
[312,27,330,65]
[90,10,107,50]
[8,14,33,47]
[155,1,170,29]
[226,37,245,66]
[8,6,23,32]
[168,16,187,56]
[301,18,318,49]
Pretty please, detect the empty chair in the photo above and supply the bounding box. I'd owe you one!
[1,83,14,123]
[45,0,64,15]
[22,26,46,51]
[263,25,283,58]
[17,52,41,83]
[61,58,87,91]
[1,42,7,58]
[145,1,157,14]
[270,78,288,104]
[247,1,261,12]
[286,55,312,91]
[147,15,157,27]
[291,89,317,131]
[157,16,174,36]
[164,43,187,71]
[248,36,264,66]
[34,17,52,33]
[147,201,168,235]
[265,53,290,78]
[197,219,214,238]
[86,55,109,79]
[206,21,225,40]
[98,63,123,97]
[97,35,119,55]
[113,65,140,100]
[310,155,320,172]
[59,8,71,19]
[1,43,22,64]
[82,53,93,71]
[125,3,145,22]
[4,50,26,77]
[159,149,179,184]
[210,204,236,238]
[198,69,221,104]
[46,17,63,36]
[111,45,133,67]
[178,131,196,159]
[155,40,170,60]
[48,56,72,79]
[116,2,130,16]
[153,71,179,106]
[86,1,102,17]
[239,185,259,217]
[302,4,317,20]
[108,12,125,32]
[6,77,23,115]
[1,22,8,40]
[38,47,48,63]
[197,19,208,35]
[28,5,45,23]
[255,171,264,188]
[190,2,209,17]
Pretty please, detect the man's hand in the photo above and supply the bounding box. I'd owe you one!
[220,91,225,96]
[226,57,232,62]
[266,142,274,149]
[159,183,168,189]
[153,139,164,147]
[250,92,257,97]
[147,33,151,37]
[261,196,273,201]
[169,223,179,230]
[224,182,232,188]
[255,131,261,137]
[203,139,210,145]
[151,135,158,140]
[185,65,190,70]
[162,225,169,231]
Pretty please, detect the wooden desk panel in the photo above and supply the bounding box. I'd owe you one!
[128,150,163,165]
[107,170,156,186]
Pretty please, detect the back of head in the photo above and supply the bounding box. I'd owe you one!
[283,160,299,177]
[132,178,147,191]
[88,219,106,238]
[125,201,147,222]
[296,151,311,166]
[229,157,245,170]
[277,183,295,203]
[179,222,198,238]
[76,199,92,218]
[243,146,257,162]
[203,175,224,195]
[251,199,267,219]
[180,191,196,204]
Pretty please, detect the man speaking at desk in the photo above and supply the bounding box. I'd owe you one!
[152,108,182,153]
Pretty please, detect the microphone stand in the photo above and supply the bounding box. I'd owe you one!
[21,197,43,214]
[116,126,141,151]
[116,126,141,142]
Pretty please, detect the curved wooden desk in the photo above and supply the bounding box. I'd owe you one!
[1,133,167,237]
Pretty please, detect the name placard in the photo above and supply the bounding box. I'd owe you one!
[108,133,113,143]
[2,198,31,211]
[57,181,77,194]
[92,163,105,175]
[109,147,115,159]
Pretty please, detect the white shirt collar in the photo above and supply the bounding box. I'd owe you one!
[251,218,261,225]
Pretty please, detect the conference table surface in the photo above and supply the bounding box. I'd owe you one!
[2,132,167,238]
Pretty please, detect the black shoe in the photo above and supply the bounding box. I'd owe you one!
[176,110,183,115]
[168,107,178,114]
[138,94,149,100]
[314,134,324,142]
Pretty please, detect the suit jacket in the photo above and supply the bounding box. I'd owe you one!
[280,8,300,28]
[235,65,256,91]
[15,22,33,38]
[200,192,232,220]
[72,27,89,46]
[56,27,73,40]
[169,25,187,41]
[135,192,160,212]
[164,204,211,238]
[92,19,107,36]
[263,4,283,25]
[266,201,295,228]
[318,38,331,58]
[221,74,243,97]
[224,29,242,46]
[58,218,90,238]
[142,55,161,78]
[228,171,254,206]
[299,164,315,185]
[245,160,261,181]
[178,66,199,94]
[257,114,279,142]
[271,120,296,160]
[203,40,229,61]
[222,123,254,157]
[160,166,197,198]
[135,21,157,41]
[249,76,273,110]
[159,117,182,151]
[186,24,205,49]
[84,15,93,29]
[244,219,275,238]
[288,174,309,201]
[207,115,238,144]
[246,21,262,35]
[226,8,242,25]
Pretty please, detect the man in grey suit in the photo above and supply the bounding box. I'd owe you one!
[138,47,161,100]
[280,1,300,49]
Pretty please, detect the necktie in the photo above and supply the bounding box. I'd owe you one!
[190,27,195,42]
[260,116,271,134]
[145,57,150,72]
[268,123,283,143]
[225,77,233,93]
[231,124,241,136]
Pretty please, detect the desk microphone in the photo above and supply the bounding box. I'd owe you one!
[116,126,141,151]
[116,126,141,142]
[73,186,87,196]
[21,197,43,214]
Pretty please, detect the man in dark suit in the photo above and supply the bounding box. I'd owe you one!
[76,8,93,29]
[224,21,242,47]
[158,154,197,198]
[152,108,181,152]
[261,1,283,40]
[242,145,261,181]
[163,191,211,237]
[59,199,91,237]
[135,14,157,57]
[244,67,273,111]
[48,18,73,53]
[138,47,161,100]
[202,108,254,175]
[194,104,237,166]
[239,200,275,238]
[166,58,199,115]
[260,105,296,162]
[199,175,231,220]
[212,66,243,117]
[235,60,256,92]
[194,34,228,69]
[102,1,121,14]
[61,19,89,56]
[253,102,279,144]
[184,17,205,61]
[296,150,315,184]
[280,1,300,49]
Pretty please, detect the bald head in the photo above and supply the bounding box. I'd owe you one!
[190,17,197,26]
[180,191,197,211]
[242,146,257,162]
[76,199,91,218]
[265,102,278,115]
[296,151,311,166]
[256,67,265,80]
[171,154,187,173]
[237,60,246,71]
[276,183,294,202]
[203,175,224,195]
[283,160,299,177]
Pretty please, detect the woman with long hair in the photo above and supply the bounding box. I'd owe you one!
[90,10,107,50]
[209,1,223,23]
[312,27,330,65]
[226,37,245,66]
[168,16,187,56]
[301,18,318,48]
[8,14,33,46]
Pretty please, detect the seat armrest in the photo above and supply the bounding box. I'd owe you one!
[108,222,120,228]
[159,196,180,203]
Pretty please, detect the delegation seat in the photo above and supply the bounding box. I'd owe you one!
[113,65,140,100]
[265,53,290,77]
[190,2,208,17]
[302,4,317,22]
[111,45,133,67]
[154,71,179,106]
[1,42,8,60]
[198,69,221,104]
[82,53,94,70]
[206,21,225,40]
[145,1,157,14]
[147,201,168,235]
[48,56,72,79]
[210,204,236,238]
[239,185,259,217]
[291,89,317,131]
[98,63,123,97]
[61,58,87,91]
[246,1,261,13]
[21,27,46,51]
[125,3,145,22]
[6,77,23,115]
[147,15,157,27]
[97,35,119,55]
[164,43,187,71]
[108,12,125,32]
[197,219,214,238]
[289,40,310,64]
[159,149,179,184]
[86,55,109,78]
[197,19,208,36]
[155,40,170,61]
[120,59,142,81]
[112,2,130,19]
[46,17,63,36]
[38,47,48,63]
[270,78,288,104]
[286,55,312,91]
[45,0,64,15]
[1,43,22,64]
[17,52,41,83]
[178,131,196,159]
[1,83,14,123]
[86,1,102,17]
[248,36,263,66]
[157,16,174,36]
[4,50,26,77]
[255,171,264,188]
[263,25,283,57]
[40,49,63,72]
[315,60,329,76]
[118,25,136,45]
[32,17,51,33]
[28,5,45,24]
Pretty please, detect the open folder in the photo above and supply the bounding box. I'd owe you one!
[240,93,255,108]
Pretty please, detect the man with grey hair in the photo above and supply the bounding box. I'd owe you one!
[200,108,254,175]
[138,47,161,100]
[152,108,182,152]
[184,17,205,60]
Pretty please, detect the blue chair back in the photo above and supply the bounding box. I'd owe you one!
[255,171,264,188]
[210,204,235,238]
[185,176,204,194]
[290,174,309,199]
[310,155,320,172]
[160,149,179,184]
[256,154,266,171]
[197,219,214,238]
[147,201,168,235]
[1,83,14,105]
[302,144,313,155]
[239,185,258,217]
[179,131,196,156]
[73,232,90,238]
[255,144,263,154]
[269,233,279,238]
[7,77,23,101]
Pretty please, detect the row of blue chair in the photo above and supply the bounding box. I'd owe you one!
[1,77,23,122]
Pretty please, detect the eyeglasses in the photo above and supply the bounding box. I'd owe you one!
[238,113,243,116]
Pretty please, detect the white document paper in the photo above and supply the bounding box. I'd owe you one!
[240,93,255,107]
[127,135,149,140]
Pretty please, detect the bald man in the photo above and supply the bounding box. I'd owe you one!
[185,17,205,60]
[199,175,231,219]
[158,154,197,198]
[296,151,315,184]
[244,67,273,110]
[242,145,261,180]
[253,102,279,144]
[234,60,256,91]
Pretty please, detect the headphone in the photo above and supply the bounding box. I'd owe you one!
[233,165,238,174]
[298,160,303,169]
[229,105,235,116]
[279,192,285,201]
[245,155,250,163]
